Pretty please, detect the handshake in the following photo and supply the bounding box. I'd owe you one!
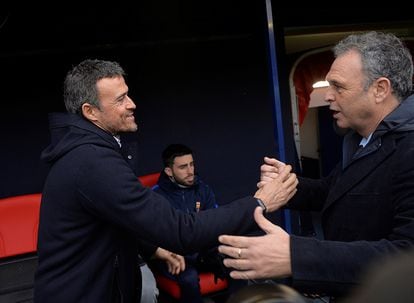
[253,157,298,212]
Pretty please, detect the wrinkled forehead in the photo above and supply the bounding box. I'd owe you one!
[326,50,364,84]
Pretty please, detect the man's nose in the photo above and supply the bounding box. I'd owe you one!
[126,96,136,109]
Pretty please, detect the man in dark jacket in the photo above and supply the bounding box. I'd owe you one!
[152,143,219,303]
[154,144,218,214]
[34,59,298,303]
[218,31,414,300]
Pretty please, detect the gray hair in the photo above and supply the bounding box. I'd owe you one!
[333,31,413,101]
[63,59,126,114]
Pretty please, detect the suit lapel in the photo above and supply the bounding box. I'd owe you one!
[323,138,396,211]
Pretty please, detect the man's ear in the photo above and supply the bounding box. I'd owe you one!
[373,77,391,103]
[164,167,173,177]
[81,103,98,122]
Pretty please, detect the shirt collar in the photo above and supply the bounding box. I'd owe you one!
[359,133,373,147]
[113,135,122,147]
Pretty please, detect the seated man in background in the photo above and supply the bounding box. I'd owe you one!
[152,143,237,303]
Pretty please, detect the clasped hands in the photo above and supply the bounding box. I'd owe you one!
[217,157,296,280]
[254,156,298,212]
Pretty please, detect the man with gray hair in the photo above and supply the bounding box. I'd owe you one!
[218,31,414,301]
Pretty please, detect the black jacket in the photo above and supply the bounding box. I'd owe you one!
[34,113,260,303]
[153,171,217,212]
[288,95,414,296]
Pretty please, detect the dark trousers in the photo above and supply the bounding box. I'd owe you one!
[155,253,203,303]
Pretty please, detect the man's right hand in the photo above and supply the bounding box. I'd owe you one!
[257,157,287,188]
[154,247,186,275]
[254,159,297,212]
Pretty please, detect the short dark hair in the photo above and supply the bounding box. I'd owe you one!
[162,144,193,168]
[64,59,126,114]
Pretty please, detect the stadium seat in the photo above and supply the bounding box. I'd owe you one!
[154,270,229,301]
[0,193,42,302]
[138,172,161,188]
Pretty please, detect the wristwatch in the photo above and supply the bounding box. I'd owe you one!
[256,198,267,212]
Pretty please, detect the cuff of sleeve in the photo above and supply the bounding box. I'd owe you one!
[256,198,267,212]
